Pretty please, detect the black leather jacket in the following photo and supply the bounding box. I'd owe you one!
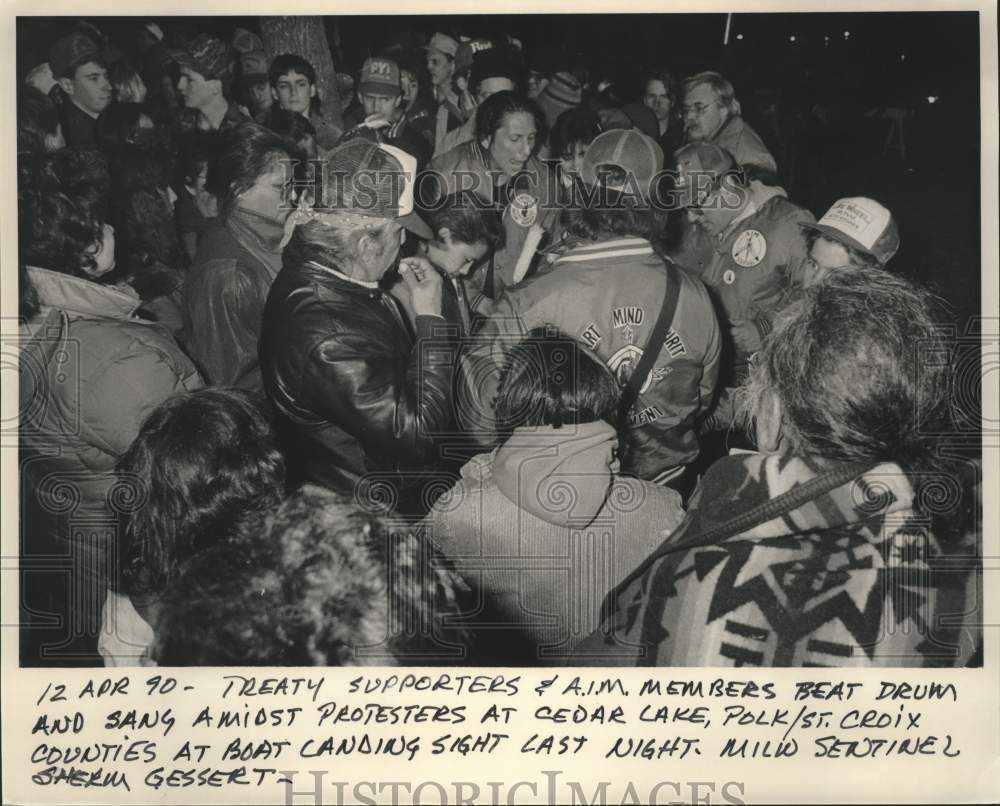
[259,258,455,513]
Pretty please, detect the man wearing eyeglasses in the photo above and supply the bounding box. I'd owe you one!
[681,71,777,182]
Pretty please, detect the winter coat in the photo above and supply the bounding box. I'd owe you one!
[469,237,722,482]
[259,258,455,516]
[710,114,778,179]
[183,206,285,388]
[19,266,201,666]
[424,421,685,663]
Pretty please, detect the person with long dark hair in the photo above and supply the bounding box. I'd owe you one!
[427,90,558,294]
[18,149,201,667]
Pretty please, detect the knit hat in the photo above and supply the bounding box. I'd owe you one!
[582,128,664,200]
[801,197,900,265]
[536,71,583,124]
[240,50,269,84]
[170,34,232,83]
[358,57,401,97]
[424,32,459,59]
[49,33,103,79]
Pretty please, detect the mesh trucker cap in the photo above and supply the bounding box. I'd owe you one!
[800,197,900,265]
[320,140,432,239]
[582,128,664,199]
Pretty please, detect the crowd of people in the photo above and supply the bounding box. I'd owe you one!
[17,20,981,668]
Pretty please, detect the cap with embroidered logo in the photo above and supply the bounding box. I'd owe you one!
[358,57,401,97]
[801,197,900,265]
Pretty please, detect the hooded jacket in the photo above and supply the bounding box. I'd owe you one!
[470,237,722,482]
[19,266,201,666]
[573,453,981,667]
[424,420,684,662]
[183,206,285,388]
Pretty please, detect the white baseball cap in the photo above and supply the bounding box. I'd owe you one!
[801,197,900,265]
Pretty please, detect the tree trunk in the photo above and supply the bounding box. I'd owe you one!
[260,16,342,130]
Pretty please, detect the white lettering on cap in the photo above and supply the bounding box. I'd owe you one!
[818,197,891,252]
[376,143,416,216]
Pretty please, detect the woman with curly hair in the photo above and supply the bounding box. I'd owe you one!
[18,149,201,667]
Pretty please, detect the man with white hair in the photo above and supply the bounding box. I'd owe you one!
[259,139,454,517]
[682,70,777,180]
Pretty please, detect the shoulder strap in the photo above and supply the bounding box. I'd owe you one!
[601,458,876,621]
[617,260,682,426]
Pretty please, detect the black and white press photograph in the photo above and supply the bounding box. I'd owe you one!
[11,10,987,670]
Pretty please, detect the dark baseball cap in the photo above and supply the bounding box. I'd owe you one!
[49,33,104,79]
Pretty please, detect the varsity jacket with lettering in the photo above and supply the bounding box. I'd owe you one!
[472,237,722,482]
[682,182,813,378]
